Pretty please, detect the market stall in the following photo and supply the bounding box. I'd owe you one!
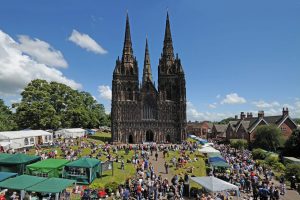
[0,130,53,149]
[191,176,239,198]
[26,159,69,178]
[0,175,47,199]
[55,128,86,138]
[25,178,75,200]
[63,157,101,184]
[0,153,41,174]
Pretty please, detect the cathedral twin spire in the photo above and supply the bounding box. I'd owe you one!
[121,12,174,82]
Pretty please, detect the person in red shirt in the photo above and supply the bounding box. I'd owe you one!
[136,184,142,200]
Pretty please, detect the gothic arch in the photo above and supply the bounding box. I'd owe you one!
[146,130,154,142]
[128,134,134,144]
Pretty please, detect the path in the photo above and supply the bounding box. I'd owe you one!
[149,151,173,181]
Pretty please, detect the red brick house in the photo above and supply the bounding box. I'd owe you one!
[187,121,212,138]
[225,108,297,142]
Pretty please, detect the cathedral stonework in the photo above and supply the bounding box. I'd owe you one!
[111,13,187,144]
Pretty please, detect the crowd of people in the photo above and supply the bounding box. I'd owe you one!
[0,135,299,200]
[212,144,296,200]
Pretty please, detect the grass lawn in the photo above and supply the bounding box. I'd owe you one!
[167,150,206,188]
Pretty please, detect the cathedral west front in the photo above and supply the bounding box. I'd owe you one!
[111,13,187,144]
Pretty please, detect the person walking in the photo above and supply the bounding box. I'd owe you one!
[155,151,158,161]
[121,159,125,170]
[164,162,169,174]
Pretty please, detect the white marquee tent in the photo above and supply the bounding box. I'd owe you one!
[0,130,53,149]
[55,128,86,138]
[191,176,239,195]
[198,146,220,154]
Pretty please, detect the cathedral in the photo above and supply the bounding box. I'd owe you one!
[111,13,187,144]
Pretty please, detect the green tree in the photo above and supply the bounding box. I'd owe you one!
[14,79,109,130]
[230,139,248,151]
[252,125,283,152]
[283,129,300,157]
[0,99,17,131]
[293,118,300,125]
[218,117,236,124]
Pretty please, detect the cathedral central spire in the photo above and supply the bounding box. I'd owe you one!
[122,13,133,63]
[162,12,174,61]
[142,37,153,84]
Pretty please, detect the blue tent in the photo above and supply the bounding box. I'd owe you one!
[86,129,96,135]
[209,157,227,163]
[0,172,18,182]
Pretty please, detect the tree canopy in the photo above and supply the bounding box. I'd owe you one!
[283,129,300,157]
[0,99,17,131]
[14,79,110,130]
[252,125,283,152]
[218,117,236,124]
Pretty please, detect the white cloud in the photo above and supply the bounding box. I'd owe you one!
[221,93,246,104]
[216,94,221,99]
[208,103,217,109]
[98,85,112,100]
[252,100,280,108]
[0,30,81,97]
[187,101,232,122]
[17,35,68,68]
[69,29,107,54]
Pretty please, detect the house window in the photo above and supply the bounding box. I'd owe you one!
[30,137,35,145]
[44,136,48,143]
[24,138,29,146]
[281,127,287,132]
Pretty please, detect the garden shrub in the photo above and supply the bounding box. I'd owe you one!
[265,154,279,166]
[252,148,268,160]
[273,162,286,172]
[285,164,300,182]
[230,139,248,150]
[105,182,119,193]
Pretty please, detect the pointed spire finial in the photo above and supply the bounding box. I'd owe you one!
[143,37,153,84]
[162,11,174,61]
[122,11,133,64]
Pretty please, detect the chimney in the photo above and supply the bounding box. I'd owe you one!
[240,112,246,120]
[235,115,238,120]
[282,107,289,116]
[247,112,253,119]
[258,111,264,118]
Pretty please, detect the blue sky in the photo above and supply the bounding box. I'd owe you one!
[0,0,299,121]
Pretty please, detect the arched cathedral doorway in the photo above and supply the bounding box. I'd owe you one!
[128,135,134,144]
[166,134,171,143]
[146,130,154,142]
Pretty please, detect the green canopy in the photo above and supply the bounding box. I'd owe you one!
[0,153,40,164]
[65,157,100,168]
[26,159,69,178]
[0,172,18,182]
[63,158,101,184]
[211,161,231,168]
[0,175,46,190]
[0,153,12,160]
[0,153,40,174]
[25,178,75,193]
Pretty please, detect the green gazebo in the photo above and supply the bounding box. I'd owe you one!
[63,157,101,184]
[0,153,41,174]
[26,159,69,178]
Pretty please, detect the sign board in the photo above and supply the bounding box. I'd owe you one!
[101,161,114,176]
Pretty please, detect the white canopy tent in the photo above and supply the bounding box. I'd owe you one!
[198,146,220,154]
[191,176,239,198]
[0,130,53,149]
[55,128,86,138]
